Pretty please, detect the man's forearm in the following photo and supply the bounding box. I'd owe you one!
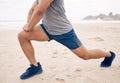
[26,1,38,24]
[27,6,44,29]
[27,8,34,23]
[26,0,53,30]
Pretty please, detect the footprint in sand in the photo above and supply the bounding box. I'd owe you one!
[75,69,82,72]
[8,65,13,68]
[52,56,58,58]
[53,51,59,54]
[52,51,59,58]
[55,78,65,83]
[89,37,104,41]
[66,74,71,77]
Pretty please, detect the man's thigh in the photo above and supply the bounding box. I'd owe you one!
[20,25,49,41]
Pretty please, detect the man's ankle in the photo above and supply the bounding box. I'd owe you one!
[32,62,38,67]
[107,51,111,57]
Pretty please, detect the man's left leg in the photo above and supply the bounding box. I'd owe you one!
[71,45,115,67]
[51,28,115,67]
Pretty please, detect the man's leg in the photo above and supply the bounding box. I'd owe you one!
[18,25,49,79]
[71,45,115,67]
[72,45,111,60]
[18,25,49,66]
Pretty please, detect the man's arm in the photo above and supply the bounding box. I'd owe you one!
[27,1,37,23]
[24,0,53,32]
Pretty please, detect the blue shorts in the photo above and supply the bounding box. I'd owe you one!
[40,24,82,50]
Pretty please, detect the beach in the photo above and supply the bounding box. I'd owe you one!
[0,22,120,83]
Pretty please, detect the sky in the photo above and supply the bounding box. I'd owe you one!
[65,0,120,23]
[0,0,120,23]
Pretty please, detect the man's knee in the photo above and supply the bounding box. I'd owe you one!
[72,45,91,60]
[18,31,23,40]
[18,31,28,41]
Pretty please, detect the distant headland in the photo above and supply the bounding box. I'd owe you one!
[83,12,120,21]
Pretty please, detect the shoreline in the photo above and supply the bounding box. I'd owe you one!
[0,21,120,30]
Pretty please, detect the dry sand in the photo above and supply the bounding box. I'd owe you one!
[0,22,120,83]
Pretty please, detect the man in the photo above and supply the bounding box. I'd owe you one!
[18,0,116,80]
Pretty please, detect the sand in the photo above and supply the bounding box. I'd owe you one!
[0,22,120,83]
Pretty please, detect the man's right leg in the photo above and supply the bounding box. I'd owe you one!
[18,25,49,66]
[18,25,49,79]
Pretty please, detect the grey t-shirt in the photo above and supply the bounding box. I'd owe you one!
[37,0,73,35]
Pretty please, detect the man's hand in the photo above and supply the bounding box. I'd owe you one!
[23,24,33,32]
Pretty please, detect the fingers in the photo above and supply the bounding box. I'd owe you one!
[23,26,33,32]
[23,28,31,32]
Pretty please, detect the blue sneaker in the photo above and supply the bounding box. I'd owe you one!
[100,51,116,67]
[20,62,43,80]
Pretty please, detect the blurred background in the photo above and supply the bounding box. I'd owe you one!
[0,0,120,29]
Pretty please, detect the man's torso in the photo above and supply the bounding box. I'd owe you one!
[38,0,73,35]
